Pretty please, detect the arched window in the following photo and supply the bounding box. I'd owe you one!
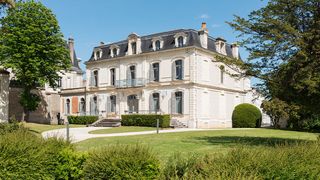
[173,60,183,80]
[131,42,137,54]
[90,96,98,115]
[220,65,225,84]
[150,93,160,113]
[171,91,183,114]
[66,99,70,115]
[95,50,102,60]
[110,68,116,86]
[151,63,159,82]
[178,36,184,47]
[155,40,161,50]
[112,48,117,57]
[79,98,85,115]
[109,95,116,113]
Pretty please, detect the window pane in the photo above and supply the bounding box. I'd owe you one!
[153,63,159,81]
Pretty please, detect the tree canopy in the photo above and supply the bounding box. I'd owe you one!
[227,0,320,128]
[0,0,70,120]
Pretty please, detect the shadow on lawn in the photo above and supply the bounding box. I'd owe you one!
[193,136,311,147]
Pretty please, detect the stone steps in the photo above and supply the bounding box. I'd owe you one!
[91,118,121,127]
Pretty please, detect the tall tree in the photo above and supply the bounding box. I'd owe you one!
[227,0,320,125]
[0,0,15,14]
[0,1,70,121]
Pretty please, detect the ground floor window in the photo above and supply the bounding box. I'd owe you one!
[110,95,116,113]
[150,93,160,113]
[79,98,85,115]
[173,91,183,114]
[65,99,70,115]
[90,96,98,115]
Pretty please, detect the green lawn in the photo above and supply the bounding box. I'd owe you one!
[24,123,85,133]
[76,128,319,160]
[89,126,169,134]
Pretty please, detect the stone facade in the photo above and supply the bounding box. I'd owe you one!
[60,23,270,128]
[0,70,10,123]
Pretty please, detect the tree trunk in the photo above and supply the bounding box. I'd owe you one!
[22,107,30,122]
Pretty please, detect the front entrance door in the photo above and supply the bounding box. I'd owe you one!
[127,95,139,113]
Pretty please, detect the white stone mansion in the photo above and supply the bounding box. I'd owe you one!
[59,23,266,128]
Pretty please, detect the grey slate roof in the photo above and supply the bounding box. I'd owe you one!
[65,43,83,74]
[87,29,238,62]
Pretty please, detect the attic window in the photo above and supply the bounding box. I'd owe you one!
[95,50,102,60]
[155,40,161,50]
[178,36,184,47]
[112,48,118,57]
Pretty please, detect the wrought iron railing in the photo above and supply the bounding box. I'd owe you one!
[115,78,147,88]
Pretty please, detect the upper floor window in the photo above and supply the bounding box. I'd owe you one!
[57,77,62,88]
[91,70,98,87]
[220,65,225,84]
[110,68,115,86]
[129,65,136,79]
[151,63,159,82]
[112,48,118,57]
[173,60,183,80]
[131,42,137,54]
[65,99,70,115]
[178,36,184,47]
[155,40,161,50]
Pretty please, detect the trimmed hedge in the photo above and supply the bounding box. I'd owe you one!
[232,103,262,128]
[67,116,98,125]
[121,114,171,128]
[83,144,160,179]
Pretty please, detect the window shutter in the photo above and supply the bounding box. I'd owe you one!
[90,71,94,86]
[171,92,176,114]
[150,64,154,81]
[90,97,93,115]
[181,92,184,114]
[149,93,154,113]
[172,62,176,80]
[181,60,184,80]
[107,96,111,113]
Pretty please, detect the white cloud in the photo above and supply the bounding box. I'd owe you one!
[211,24,222,28]
[199,14,210,19]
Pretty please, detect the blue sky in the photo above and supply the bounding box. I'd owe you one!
[41,0,267,72]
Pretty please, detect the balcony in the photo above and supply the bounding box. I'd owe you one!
[115,78,147,88]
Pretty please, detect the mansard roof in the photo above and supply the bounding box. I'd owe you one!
[65,42,83,74]
[87,29,237,62]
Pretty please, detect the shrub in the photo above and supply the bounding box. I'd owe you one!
[121,114,170,128]
[232,103,262,128]
[0,125,85,179]
[0,122,26,135]
[162,140,320,179]
[67,115,98,125]
[83,144,160,179]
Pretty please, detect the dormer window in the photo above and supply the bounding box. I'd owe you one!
[112,48,117,57]
[155,40,161,50]
[131,42,137,54]
[215,37,227,55]
[174,32,187,48]
[178,36,184,47]
[95,49,102,60]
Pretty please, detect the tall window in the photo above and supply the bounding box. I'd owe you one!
[112,48,117,57]
[57,77,62,88]
[91,96,98,115]
[174,60,183,80]
[151,63,159,82]
[110,95,116,113]
[175,91,183,114]
[151,93,160,113]
[93,70,98,87]
[110,68,115,86]
[66,99,70,115]
[129,65,136,79]
[155,40,161,50]
[220,65,225,84]
[178,36,184,47]
[131,42,137,54]
[79,98,85,115]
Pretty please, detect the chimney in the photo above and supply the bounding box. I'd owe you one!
[231,42,239,59]
[199,22,208,49]
[100,41,105,45]
[68,37,74,64]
